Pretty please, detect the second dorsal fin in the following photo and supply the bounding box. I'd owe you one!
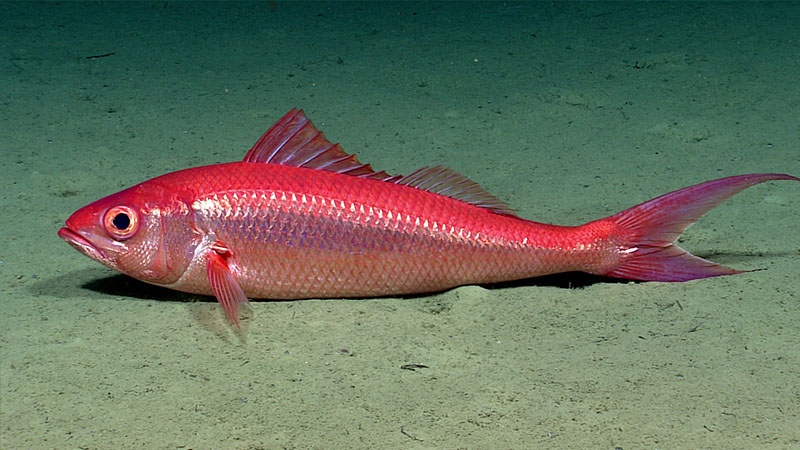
[243,109,517,216]
[395,166,516,216]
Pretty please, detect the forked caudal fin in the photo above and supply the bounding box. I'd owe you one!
[599,173,799,282]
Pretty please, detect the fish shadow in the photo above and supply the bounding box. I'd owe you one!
[481,272,632,291]
[32,268,203,303]
[34,248,783,302]
[33,270,248,340]
[37,269,612,305]
[68,272,622,300]
[83,274,201,302]
[479,249,787,291]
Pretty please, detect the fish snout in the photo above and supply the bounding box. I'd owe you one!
[58,226,109,262]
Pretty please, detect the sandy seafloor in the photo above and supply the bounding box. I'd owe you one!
[1,2,799,448]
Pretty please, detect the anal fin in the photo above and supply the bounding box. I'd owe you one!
[206,242,250,327]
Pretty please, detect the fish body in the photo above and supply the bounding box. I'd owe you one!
[59,109,799,325]
[98,162,601,298]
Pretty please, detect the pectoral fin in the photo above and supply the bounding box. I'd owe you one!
[206,242,250,327]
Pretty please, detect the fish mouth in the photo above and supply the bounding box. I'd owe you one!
[58,227,109,262]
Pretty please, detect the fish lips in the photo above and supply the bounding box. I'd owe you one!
[58,226,110,263]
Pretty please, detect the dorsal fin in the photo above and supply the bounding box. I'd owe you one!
[396,166,517,216]
[243,108,399,181]
[244,109,517,216]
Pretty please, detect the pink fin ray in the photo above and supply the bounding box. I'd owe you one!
[243,109,518,216]
[397,166,517,216]
[206,242,250,327]
[243,108,399,181]
[602,173,799,281]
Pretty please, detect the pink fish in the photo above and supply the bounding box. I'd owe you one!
[58,109,799,326]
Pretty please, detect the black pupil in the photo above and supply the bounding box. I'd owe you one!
[112,213,130,230]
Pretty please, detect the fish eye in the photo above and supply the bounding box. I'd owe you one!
[112,213,130,230]
[103,205,139,240]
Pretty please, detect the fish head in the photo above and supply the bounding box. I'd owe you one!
[58,179,198,286]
